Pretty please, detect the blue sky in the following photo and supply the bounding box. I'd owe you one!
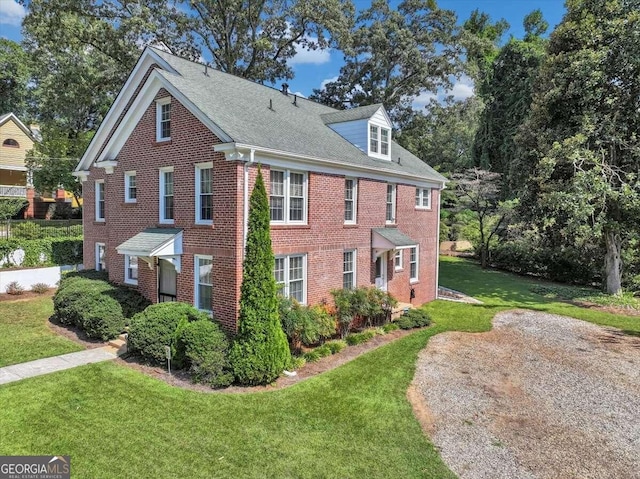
[0,0,566,99]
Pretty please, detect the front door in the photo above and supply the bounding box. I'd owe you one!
[158,259,177,302]
[374,252,387,291]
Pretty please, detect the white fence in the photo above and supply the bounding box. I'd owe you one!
[0,264,83,292]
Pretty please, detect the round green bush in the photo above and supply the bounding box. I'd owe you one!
[77,296,125,341]
[128,302,210,365]
[382,322,400,333]
[401,309,432,328]
[53,277,114,326]
[177,320,233,388]
[395,316,416,330]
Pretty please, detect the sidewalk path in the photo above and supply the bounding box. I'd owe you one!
[0,347,117,385]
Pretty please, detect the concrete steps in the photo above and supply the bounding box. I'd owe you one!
[107,333,128,356]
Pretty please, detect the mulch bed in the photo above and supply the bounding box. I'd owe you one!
[115,327,422,394]
[0,289,54,302]
[47,316,110,349]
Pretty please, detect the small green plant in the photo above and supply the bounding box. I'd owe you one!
[279,297,336,353]
[383,322,399,333]
[395,316,416,330]
[31,283,50,294]
[303,349,322,363]
[345,330,376,346]
[325,339,347,354]
[403,309,432,327]
[315,345,332,358]
[288,356,306,370]
[5,281,24,295]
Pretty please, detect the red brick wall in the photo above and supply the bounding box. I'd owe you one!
[83,92,440,333]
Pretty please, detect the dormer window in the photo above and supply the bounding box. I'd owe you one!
[369,124,390,158]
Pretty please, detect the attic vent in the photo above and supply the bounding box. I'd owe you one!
[268,99,274,111]
[281,83,289,95]
[292,95,298,106]
[204,64,208,76]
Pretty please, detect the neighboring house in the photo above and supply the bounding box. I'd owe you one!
[74,47,446,333]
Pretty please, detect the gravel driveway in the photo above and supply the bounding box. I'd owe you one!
[413,310,640,479]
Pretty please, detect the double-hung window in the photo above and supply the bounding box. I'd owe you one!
[415,187,431,209]
[344,178,357,224]
[369,124,379,153]
[274,254,306,303]
[194,255,213,312]
[156,98,171,142]
[369,124,391,158]
[195,163,213,224]
[95,180,105,221]
[125,255,138,285]
[381,128,389,155]
[343,250,356,289]
[386,183,396,224]
[409,246,419,282]
[270,169,307,224]
[125,171,137,203]
[160,167,174,223]
[95,243,106,271]
[394,250,403,271]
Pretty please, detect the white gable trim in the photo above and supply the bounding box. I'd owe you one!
[371,106,392,128]
[93,71,232,166]
[75,48,178,172]
[215,143,446,189]
[0,113,37,142]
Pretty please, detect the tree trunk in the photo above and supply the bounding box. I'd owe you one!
[480,246,488,269]
[604,230,622,295]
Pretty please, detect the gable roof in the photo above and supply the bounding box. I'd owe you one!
[0,112,37,142]
[320,104,384,125]
[78,47,446,186]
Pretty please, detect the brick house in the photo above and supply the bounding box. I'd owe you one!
[74,47,446,332]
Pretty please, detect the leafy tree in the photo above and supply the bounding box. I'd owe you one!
[309,0,459,125]
[187,0,354,84]
[452,168,516,268]
[0,198,28,221]
[473,10,547,196]
[0,39,32,118]
[517,0,640,294]
[229,167,290,385]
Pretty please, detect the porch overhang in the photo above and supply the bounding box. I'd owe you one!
[372,228,418,259]
[116,228,183,272]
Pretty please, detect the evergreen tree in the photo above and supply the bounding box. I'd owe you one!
[229,167,290,385]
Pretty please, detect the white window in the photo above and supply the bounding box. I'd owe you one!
[394,250,403,271]
[95,180,105,222]
[269,169,307,224]
[386,183,396,224]
[125,171,137,203]
[344,178,357,224]
[95,243,106,271]
[156,98,171,142]
[125,255,138,285]
[369,124,391,157]
[195,163,213,224]
[343,250,356,289]
[409,246,419,282]
[194,255,213,312]
[159,167,174,224]
[415,187,431,209]
[274,254,306,303]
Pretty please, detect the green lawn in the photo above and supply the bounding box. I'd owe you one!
[0,259,637,478]
[0,296,82,367]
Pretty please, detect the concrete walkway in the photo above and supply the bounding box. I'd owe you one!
[0,347,117,385]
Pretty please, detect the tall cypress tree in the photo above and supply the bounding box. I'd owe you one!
[229,167,290,385]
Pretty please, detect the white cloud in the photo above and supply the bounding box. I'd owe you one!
[412,91,438,108]
[289,44,330,65]
[291,91,307,99]
[319,75,339,90]
[450,75,475,100]
[412,75,475,109]
[0,0,26,26]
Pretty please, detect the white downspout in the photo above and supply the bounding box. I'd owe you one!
[435,186,443,300]
[243,149,256,258]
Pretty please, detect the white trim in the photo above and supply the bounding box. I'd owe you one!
[386,183,396,224]
[0,113,38,142]
[368,122,391,161]
[95,242,106,271]
[409,246,419,283]
[75,48,178,172]
[124,254,138,285]
[269,168,308,225]
[415,187,432,210]
[73,170,90,182]
[394,249,403,271]
[94,160,117,174]
[124,171,137,203]
[274,254,307,304]
[194,254,213,312]
[374,252,388,291]
[435,190,441,298]
[214,143,447,189]
[0,165,28,172]
[159,166,175,224]
[95,180,105,222]
[195,162,213,225]
[343,249,356,289]
[156,97,171,142]
[344,177,357,224]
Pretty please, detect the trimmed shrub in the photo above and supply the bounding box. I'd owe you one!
[53,276,113,326]
[229,168,290,385]
[325,339,347,354]
[76,295,125,341]
[345,330,376,346]
[128,302,210,365]
[383,322,400,333]
[177,320,233,388]
[5,281,24,295]
[331,286,398,337]
[31,282,50,294]
[279,297,337,353]
[402,309,432,327]
[395,316,416,330]
[113,287,152,320]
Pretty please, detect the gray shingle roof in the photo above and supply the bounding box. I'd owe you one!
[116,228,182,255]
[151,48,446,184]
[373,228,418,247]
[320,104,384,124]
